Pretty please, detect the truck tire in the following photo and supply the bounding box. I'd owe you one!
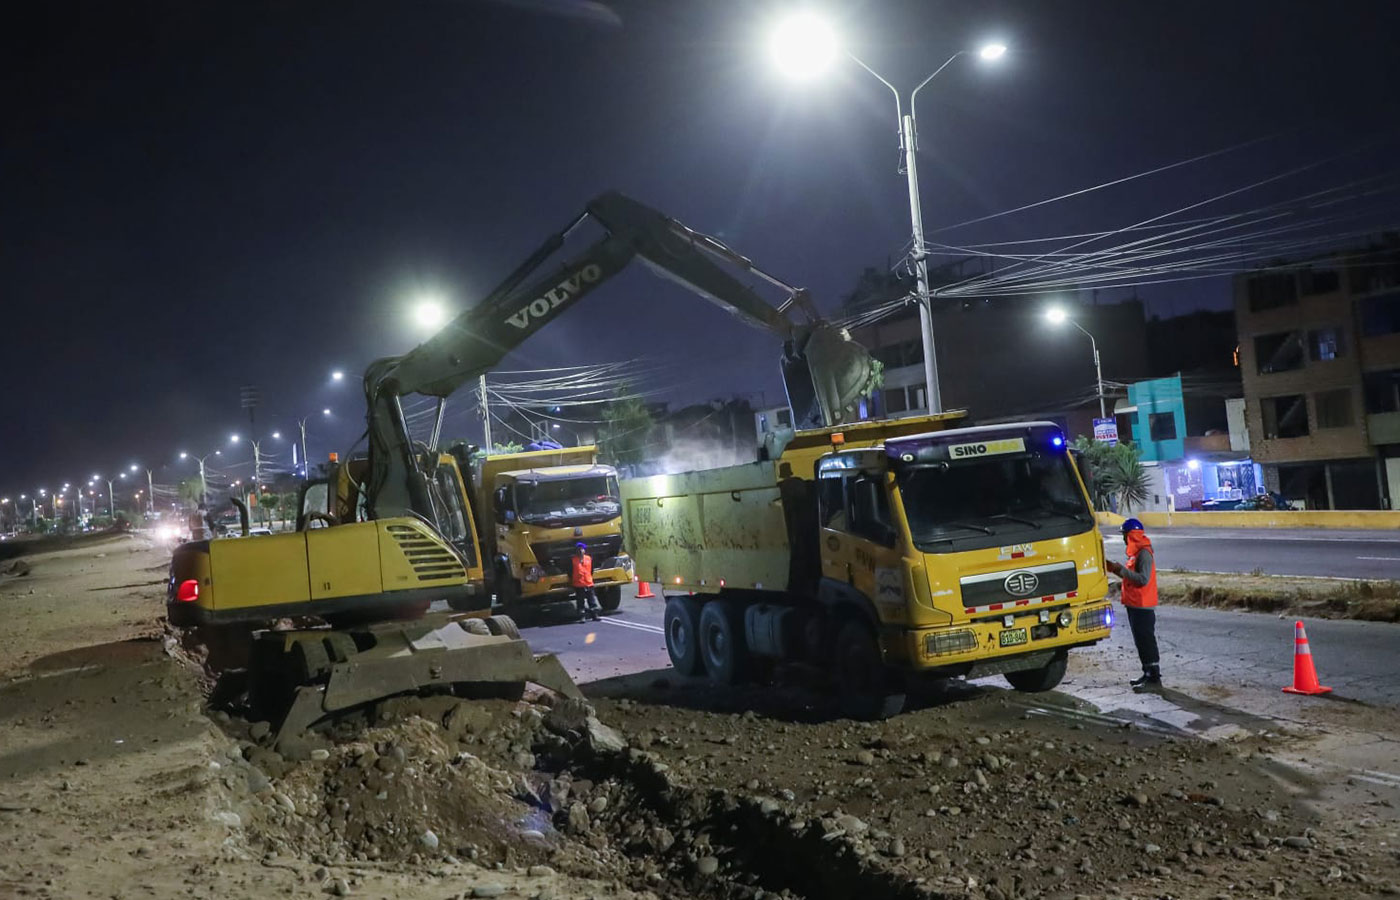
[664,596,704,677]
[597,585,622,613]
[1005,651,1068,693]
[834,620,905,720]
[484,615,522,641]
[698,601,748,685]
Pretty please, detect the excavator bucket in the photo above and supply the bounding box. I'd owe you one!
[247,614,583,755]
[783,322,884,430]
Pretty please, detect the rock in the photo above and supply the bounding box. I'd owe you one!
[855,750,876,766]
[1129,793,1149,807]
[696,856,720,876]
[1144,844,1161,855]
[982,753,1002,772]
[248,721,271,741]
[212,811,242,828]
[587,795,608,815]
[328,878,351,896]
[836,815,869,834]
[944,756,960,769]
[946,806,962,816]
[472,884,507,898]
[528,865,555,877]
[974,770,989,788]
[310,748,330,761]
[421,829,439,850]
[890,837,906,857]
[514,751,536,770]
[1154,865,1173,877]
[544,698,594,736]
[1284,836,1313,850]
[566,802,591,834]
[583,716,627,754]
[648,827,675,853]
[246,767,271,794]
[273,792,296,814]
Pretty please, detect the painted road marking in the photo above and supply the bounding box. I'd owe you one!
[1355,556,1400,561]
[1154,533,1400,544]
[601,618,664,635]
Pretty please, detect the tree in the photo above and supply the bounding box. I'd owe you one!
[1071,437,1151,513]
[491,440,524,454]
[178,479,203,507]
[257,492,278,528]
[597,390,655,467]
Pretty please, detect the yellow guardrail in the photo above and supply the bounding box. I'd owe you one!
[1096,510,1400,530]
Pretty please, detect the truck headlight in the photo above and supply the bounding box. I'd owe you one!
[522,565,545,583]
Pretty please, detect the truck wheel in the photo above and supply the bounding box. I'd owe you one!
[1005,651,1068,693]
[699,601,748,685]
[834,620,905,720]
[664,596,704,677]
[485,615,522,641]
[597,585,622,613]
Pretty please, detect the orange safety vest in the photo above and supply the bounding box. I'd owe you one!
[571,552,594,588]
[1121,531,1158,609]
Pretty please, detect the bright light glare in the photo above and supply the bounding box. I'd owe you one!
[413,298,447,332]
[230,434,240,444]
[271,431,281,439]
[322,408,331,416]
[331,370,344,381]
[129,464,138,472]
[1187,459,1201,470]
[179,452,188,459]
[979,43,1007,61]
[770,13,839,80]
[1045,306,1068,325]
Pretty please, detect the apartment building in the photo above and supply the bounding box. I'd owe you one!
[1234,237,1400,509]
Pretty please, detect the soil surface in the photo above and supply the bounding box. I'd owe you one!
[2,533,1399,900]
[1158,571,1400,622]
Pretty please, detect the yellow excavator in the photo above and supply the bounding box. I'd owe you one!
[167,191,881,749]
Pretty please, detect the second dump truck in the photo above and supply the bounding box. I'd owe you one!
[621,416,1114,717]
[469,445,633,613]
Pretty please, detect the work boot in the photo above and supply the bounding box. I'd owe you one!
[1130,670,1162,692]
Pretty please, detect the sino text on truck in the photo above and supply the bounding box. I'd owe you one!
[466,444,634,613]
[622,416,1114,717]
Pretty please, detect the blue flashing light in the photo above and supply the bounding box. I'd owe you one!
[1105,608,1114,628]
[1051,435,1064,448]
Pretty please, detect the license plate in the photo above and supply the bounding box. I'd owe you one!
[999,628,1028,648]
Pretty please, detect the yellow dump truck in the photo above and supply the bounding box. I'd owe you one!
[471,445,634,613]
[621,416,1113,717]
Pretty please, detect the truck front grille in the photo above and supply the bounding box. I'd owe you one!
[387,524,466,582]
[529,536,624,576]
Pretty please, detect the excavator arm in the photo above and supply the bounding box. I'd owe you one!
[363,190,881,521]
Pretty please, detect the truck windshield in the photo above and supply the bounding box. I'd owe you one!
[516,475,621,526]
[897,451,1092,552]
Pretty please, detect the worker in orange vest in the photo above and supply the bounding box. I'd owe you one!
[571,542,601,621]
[1106,518,1161,691]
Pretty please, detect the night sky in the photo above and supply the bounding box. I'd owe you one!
[5,0,1398,495]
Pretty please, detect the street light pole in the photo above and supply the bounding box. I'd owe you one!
[146,469,155,516]
[1045,307,1106,420]
[480,374,493,451]
[297,418,309,479]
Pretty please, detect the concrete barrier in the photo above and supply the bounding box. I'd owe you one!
[1095,509,1400,530]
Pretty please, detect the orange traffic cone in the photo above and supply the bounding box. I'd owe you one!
[1282,620,1332,695]
[636,579,655,599]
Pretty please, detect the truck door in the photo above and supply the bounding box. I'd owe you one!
[818,467,907,622]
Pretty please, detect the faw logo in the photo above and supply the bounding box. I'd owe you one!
[505,264,603,329]
[1003,570,1039,597]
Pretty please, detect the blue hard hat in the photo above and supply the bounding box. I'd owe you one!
[1121,517,1145,534]
[576,542,587,550]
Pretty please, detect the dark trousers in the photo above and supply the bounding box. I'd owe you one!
[1125,606,1160,673]
[575,587,599,614]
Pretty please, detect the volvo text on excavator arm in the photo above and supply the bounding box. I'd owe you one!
[362,190,881,524]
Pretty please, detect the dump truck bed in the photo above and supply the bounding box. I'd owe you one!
[622,461,803,594]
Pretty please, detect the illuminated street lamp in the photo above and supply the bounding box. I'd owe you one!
[1044,306,1105,419]
[331,370,345,382]
[770,14,1007,415]
[411,296,448,334]
[178,449,224,504]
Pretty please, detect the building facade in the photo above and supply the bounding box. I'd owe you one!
[1234,238,1400,509]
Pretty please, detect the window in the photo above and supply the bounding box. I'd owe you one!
[883,387,908,414]
[1359,290,1400,337]
[1364,369,1400,414]
[873,339,923,369]
[1308,328,1345,362]
[1247,273,1297,312]
[1314,389,1354,429]
[1148,412,1178,441]
[1300,268,1340,296]
[849,473,895,546]
[818,474,847,529]
[1261,394,1309,439]
[1254,331,1305,374]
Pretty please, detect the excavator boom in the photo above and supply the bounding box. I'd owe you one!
[365,190,881,522]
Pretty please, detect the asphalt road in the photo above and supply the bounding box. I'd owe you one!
[1148,526,1400,579]
[516,587,1400,711]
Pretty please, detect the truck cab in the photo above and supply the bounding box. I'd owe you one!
[470,447,634,613]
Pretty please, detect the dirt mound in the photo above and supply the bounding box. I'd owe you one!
[1159,571,1400,622]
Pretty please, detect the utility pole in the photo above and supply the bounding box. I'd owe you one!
[146,469,155,516]
[297,417,309,479]
[251,440,264,525]
[479,374,493,451]
[900,110,941,416]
